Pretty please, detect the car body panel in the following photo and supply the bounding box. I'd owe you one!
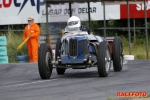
[59,33,105,66]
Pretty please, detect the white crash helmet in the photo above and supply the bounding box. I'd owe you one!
[67,16,81,28]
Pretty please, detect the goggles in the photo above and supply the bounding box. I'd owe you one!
[68,21,78,26]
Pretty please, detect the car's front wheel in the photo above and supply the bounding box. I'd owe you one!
[97,41,111,77]
[38,43,53,79]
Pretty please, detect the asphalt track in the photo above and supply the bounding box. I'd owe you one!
[0,60,150,100]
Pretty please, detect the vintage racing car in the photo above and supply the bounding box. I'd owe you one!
[38,25,123,79]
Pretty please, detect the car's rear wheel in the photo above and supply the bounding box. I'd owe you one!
[38,43,53,79]
[113,37,123,71]
[55,38,66,75]
[97,41,111,77]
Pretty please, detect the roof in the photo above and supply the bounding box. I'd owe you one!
[46,0,98,3]
[46,0,145,4]
[46,0,144,1]
[102,0,144,4]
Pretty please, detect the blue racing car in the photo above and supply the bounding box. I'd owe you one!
[38,24,123,79]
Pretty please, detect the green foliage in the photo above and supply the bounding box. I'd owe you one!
[122,36,129,47]
[108,20,115,27]
[0,32,28,63]
[148,21,150,28]
[107,98,116,100]
[122,36,150,60]
[107,96,116,100]
[81,20,103,35]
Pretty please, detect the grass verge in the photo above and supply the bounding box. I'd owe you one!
[2,32,150,63]
[2,32,28,63]
[122,36,150,60]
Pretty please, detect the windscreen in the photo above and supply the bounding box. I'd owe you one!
[65,26,80,32]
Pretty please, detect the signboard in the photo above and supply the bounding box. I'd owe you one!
[0,0,149,25]
[120,0,150,19]
[0,0,45,25]
[41,2,120,22]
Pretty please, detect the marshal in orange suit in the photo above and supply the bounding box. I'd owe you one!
[22,16,40,62]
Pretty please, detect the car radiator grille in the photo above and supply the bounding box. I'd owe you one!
[69,39,77,56]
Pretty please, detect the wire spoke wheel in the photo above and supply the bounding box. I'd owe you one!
[97,41,111,77]
[105,49,111,73]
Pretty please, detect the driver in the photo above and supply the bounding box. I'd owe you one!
[64,16,81,33]
[64,16,89,34]
[62,16,89,42]
[67,16,81,28]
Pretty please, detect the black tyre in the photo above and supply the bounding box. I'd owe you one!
[38,43,53,79]
[97,41,111,77]
[113,37,123,71]
[55,38,66,75]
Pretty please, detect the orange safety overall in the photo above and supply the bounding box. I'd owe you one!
[22,23,40,62]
